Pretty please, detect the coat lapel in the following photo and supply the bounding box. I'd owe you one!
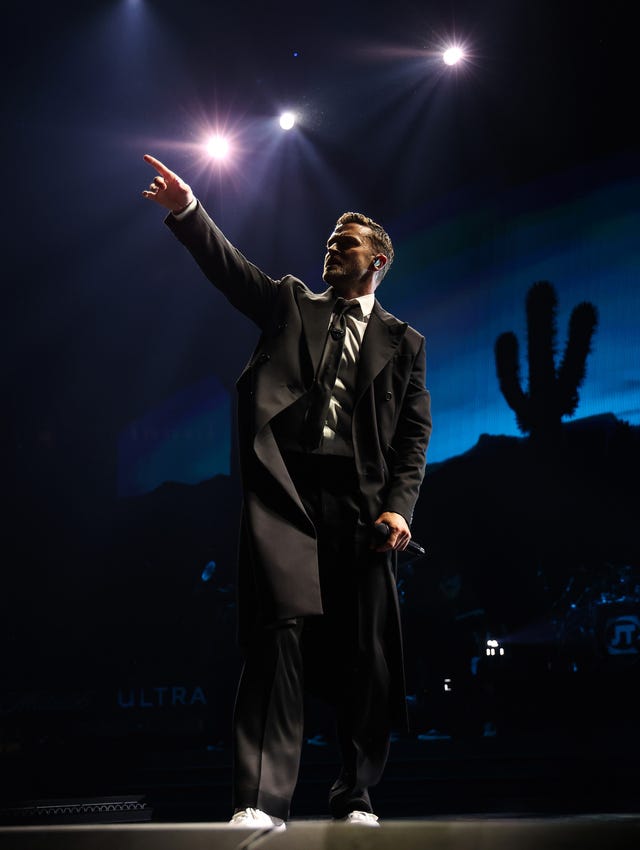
[297,287,336,375]
[296,291,406,394]
[355,301,407,402]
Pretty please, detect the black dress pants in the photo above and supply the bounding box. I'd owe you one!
[232,454,393,820]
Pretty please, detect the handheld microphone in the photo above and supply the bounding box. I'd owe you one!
[372,522,426,558]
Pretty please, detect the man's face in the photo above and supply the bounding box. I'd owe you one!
[322,222,377,294]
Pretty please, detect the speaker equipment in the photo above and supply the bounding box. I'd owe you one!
[0,796,151,827]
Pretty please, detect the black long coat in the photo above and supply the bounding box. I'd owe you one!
[167,203,432,719]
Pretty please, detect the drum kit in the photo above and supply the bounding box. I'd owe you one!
[551,562,640,670]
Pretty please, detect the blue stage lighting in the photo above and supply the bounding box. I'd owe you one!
[201,561,216,582]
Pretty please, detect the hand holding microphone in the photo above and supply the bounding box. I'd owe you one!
[371,512,426,558]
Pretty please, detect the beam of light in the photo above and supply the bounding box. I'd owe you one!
[205,134,230,160]
[279,111,296,130]
[442,45,465,66]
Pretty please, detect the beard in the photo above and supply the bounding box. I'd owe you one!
[322,260,371,295]
[322,261,349,285]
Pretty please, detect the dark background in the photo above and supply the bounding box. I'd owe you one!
[2,0,639,820]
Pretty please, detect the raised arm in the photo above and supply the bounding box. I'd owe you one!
[141,154,291,328]
[142,154,194,214]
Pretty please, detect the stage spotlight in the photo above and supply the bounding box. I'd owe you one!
[205,135,230,160]
[279,111,296,130]
[442,45,464,66]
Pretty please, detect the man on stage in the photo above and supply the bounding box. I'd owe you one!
[142,153,432,829]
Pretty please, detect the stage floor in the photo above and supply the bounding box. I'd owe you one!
[1,814,640,849]
[3,730,640,825]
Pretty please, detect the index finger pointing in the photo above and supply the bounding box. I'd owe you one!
[143,154,175,178]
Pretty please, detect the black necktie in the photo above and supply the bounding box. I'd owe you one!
[301,298,360,450]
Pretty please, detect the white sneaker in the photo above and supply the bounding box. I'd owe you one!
[339,810,380,827]
[228,807,286,831]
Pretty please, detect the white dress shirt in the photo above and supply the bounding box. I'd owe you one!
[323,293,374,453]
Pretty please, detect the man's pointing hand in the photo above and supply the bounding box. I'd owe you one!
[142,154,194,213]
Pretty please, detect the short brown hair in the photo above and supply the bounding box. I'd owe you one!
[335,212,394,281]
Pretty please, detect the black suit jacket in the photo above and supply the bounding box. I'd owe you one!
[167,203,432,672]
